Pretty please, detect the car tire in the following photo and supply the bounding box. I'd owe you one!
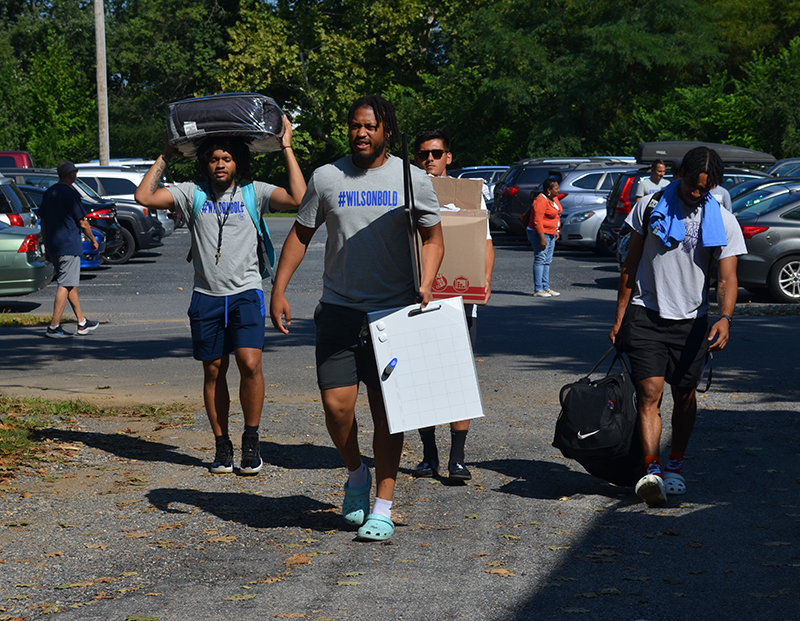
[101,227,135,265]
[767,255,800,303]
[595,230,616,256]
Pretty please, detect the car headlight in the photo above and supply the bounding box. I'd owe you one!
[570,211,595,223]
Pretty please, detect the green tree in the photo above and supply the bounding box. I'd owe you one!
[21,33,97,166]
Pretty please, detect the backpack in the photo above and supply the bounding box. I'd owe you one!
[553,347,644,487]
[189,182,275,282]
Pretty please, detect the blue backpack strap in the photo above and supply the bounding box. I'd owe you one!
[190,183,209,230]
[241,183,276,271]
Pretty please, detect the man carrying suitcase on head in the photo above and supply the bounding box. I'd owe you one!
[135,115,306,477]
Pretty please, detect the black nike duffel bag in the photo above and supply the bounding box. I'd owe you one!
[553,347,644,487]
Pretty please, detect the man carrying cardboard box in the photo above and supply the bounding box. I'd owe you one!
[413,128,495,482]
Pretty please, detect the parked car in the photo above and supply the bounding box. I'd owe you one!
[559,206,606,251]
[448,166,509,206]
[729,176,800,200]
[491,157,627,235]
[731,181,800,213]
[18,185,125,264]
[767,157,800,177]
[735,188,800,302]
[0,174,38,227]
[0,151,35,168]
[74,164,174,237]
[0,222,53,296]
[80,227,106,269]
[0,168,163,262]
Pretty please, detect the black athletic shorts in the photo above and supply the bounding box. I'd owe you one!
[314,303,380,392]
[619,304,710,389]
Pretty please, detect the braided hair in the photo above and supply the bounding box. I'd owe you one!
[679,146,724,188]
[348,95,400,151]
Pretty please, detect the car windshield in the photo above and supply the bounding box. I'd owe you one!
[75,179,103,199]
[732,186,789,213]
[517,167,557,185]
[459,171,493,182]
[735,189,799,217]
[772,161,800,176]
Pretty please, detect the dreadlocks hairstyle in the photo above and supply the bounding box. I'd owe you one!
[348,95,401,151]
[196,137,251,182]
[414,128,451,154]
[679,147,724,189]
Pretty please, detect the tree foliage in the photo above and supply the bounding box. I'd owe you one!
[2,0,800,173]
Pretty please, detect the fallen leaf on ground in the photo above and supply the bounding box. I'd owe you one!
[485,568,516,577]
[284,554,311,567]
[223,593,257,601]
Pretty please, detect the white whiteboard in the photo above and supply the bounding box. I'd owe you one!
[368,296,485,434]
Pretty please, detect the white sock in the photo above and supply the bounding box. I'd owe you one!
[372,497,392,520]
[78,319,86,326]
[347,462,368,489]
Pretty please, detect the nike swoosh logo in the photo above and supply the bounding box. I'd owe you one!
[577,430,600,440]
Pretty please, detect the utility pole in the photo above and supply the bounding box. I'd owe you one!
[94,0,109,165]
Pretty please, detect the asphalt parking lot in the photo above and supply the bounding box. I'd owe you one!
[0,223,798,620]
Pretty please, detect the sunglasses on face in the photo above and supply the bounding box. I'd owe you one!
[416,149,447,160]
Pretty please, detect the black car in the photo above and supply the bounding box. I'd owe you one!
[18,185,126,263]
[491,157,628,236]
[0,168,163,263]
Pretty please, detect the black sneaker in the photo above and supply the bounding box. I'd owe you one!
[240,432,263,475]
[76,319,99,335]
[210,437,234,474]
[45,325,73,339]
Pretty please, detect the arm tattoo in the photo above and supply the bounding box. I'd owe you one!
[149,161,167,193]
[717,283,727,312]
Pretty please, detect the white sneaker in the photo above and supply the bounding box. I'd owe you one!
[546,289,561,296]
[534,290,552,298]
[635,474,667,506]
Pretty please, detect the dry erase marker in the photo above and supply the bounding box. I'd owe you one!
[382,358,398,377]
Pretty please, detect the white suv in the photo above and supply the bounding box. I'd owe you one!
[74,164,174,237]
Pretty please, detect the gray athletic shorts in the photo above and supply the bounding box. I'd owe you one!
[54,255,81,288]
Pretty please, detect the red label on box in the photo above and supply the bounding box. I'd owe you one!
[432,273,487,302]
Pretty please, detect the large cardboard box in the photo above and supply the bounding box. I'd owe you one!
[429,176,489,304]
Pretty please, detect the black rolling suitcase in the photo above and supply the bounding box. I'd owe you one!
[167,93,284,158]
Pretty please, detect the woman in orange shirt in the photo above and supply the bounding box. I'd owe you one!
[526,178,562,297]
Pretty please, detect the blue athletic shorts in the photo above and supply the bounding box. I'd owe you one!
[187,289,265,361]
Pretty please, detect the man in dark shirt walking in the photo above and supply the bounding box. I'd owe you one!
[39,161,99,338]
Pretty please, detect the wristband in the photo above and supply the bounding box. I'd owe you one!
[720,314,732,325]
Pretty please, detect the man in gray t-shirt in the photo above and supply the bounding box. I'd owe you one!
[270,96,444,542]
[136,118,306,477]
[635,159,670,201]
[609,146,746,507]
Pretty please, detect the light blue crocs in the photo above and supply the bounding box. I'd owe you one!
[357,513,395,541]
[342,469,372,526]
